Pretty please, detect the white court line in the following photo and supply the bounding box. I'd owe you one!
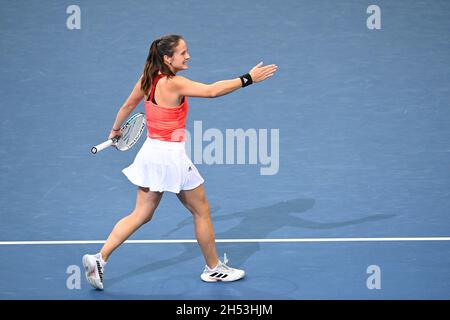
[1,237,450,245]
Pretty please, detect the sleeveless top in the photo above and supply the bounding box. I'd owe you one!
[144,73,188,142]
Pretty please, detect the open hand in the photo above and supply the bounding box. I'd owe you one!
[249,62,278,83]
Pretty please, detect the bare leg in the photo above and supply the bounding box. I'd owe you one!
[177,184,219,269]
[100,187,164,261]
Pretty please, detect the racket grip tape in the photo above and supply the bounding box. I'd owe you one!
[91,136,119,154]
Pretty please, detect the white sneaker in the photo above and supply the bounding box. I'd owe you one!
[201,256,245,282]
[82,253,106,290]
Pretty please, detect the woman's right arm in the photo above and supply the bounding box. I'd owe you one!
[108,76,144,139]
[171,62,277,98]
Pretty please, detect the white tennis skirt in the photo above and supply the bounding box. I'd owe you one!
[122,137,204,193]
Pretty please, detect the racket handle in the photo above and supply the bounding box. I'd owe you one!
[91,137,119,154]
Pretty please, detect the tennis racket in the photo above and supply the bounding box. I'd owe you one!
[91,112,146,154]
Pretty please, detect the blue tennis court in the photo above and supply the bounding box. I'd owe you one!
[1,0,450,300]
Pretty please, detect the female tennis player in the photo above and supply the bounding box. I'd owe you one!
[83,34,277,289]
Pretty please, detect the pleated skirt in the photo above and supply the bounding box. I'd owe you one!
[122,137,204,193]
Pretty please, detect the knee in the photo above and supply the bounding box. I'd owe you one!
[141,214,153,224]
[184,198,209,213]
[192,198,211,217]
[130,208,155,225]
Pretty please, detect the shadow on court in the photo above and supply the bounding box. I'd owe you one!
[92,272,303,299]
[107,198,395,288]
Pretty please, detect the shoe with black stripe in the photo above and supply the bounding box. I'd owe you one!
[201,256,245,282]
[82,253,106,290]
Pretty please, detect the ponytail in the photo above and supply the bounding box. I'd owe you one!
[140,35,184,96]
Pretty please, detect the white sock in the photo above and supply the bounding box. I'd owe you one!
[95,253,107,266]
[207,261,220,271]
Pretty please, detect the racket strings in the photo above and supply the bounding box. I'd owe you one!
[116,113,146,151]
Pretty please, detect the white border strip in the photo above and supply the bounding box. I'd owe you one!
[1,237,450,245]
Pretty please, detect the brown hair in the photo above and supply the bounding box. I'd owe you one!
[140,34,184,96]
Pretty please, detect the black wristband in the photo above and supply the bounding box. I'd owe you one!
[239,73,253,87]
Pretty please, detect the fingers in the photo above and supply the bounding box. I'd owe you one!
[261,64,277,71]
[256,64,277,74]
[249,62,278,82]
[108,132,123,140]
[254,61,263,68]
[260,65,278,78]
[261,72,275,80]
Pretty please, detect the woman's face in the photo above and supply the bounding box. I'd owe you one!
[166,39,190,72]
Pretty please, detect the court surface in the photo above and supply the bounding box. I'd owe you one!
[1,0,450,299]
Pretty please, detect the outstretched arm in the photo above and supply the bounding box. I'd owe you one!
[170,62,278,98]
